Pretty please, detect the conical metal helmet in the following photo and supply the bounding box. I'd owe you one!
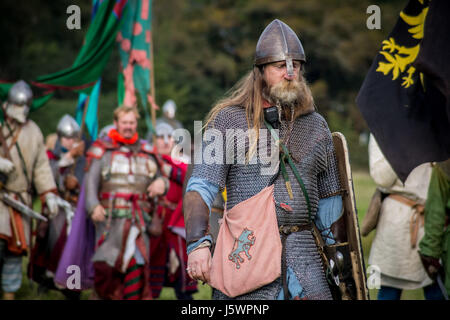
[255,19,306,77]
[7,80,33,107]
[162,99,177,120]
[155,121,175,144]
[56,114,80,138]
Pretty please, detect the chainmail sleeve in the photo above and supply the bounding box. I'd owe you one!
[317,128,341,199]
[191,108,232,190]
[85,157,102,215]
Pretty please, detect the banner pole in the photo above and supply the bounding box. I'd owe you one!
[149,0,157,136]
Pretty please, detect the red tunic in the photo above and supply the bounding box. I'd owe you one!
[149,154,198,298]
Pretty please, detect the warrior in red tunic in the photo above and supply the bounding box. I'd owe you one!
[149,121,198,299]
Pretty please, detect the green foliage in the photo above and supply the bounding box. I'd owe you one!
[151,0,407,167]
[1,1,429,301]
[0,0,92,81]
[1,0,409,167]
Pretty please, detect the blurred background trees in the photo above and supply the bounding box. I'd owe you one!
[0,0,406,168]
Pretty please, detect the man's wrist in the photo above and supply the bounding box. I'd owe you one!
[187,235,213,255]
[88,202,101,216]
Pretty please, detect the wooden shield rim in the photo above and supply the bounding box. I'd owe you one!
[332,132,369,300]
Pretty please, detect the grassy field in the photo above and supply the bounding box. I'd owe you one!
[9,171,424,300]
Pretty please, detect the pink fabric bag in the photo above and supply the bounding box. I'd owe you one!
[209,185,282,297]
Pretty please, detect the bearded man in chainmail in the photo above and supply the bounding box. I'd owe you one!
[183,19,344,300]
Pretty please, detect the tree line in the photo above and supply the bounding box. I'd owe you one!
[0,0,406,168]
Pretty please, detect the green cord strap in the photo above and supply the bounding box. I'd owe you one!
[279,154,294,199]
[264,119,312,222]
[286,153,312,222]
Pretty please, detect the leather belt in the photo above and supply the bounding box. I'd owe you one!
[388,194,425,248]
[99,192,148,230]
[279,223,312,235]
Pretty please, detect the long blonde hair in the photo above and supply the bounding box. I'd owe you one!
[204,66,314,161]
[204,66,265,159]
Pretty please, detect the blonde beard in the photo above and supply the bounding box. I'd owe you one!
[262,77,315,119]
[270,80,301,105]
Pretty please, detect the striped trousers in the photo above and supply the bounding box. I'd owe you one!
[0,239,23,293]
[123,257,145,300]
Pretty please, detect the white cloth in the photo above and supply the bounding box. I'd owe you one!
[368,135,430,200]
[0,157,14,174]
[121,225,140,272]
[45,192,60,218]
[0,120,56,246]
[57,153,75,168]
[367,134,433,289]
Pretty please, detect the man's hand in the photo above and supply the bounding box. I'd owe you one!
[45,192,60,219]
[147,177,166,198]
[0,157,14,174]
[187,247,212,283]
[69,141,85,158]
[148,212,163,237]
[64,174,79,191]
[0,157,13,188]
[91,204,106,223]
[419,252,442,280]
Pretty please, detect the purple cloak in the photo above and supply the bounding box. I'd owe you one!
[54,182,96,290]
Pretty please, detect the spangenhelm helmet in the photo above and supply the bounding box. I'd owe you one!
[254,19,306,77]
[155,121,175,144]
[162,100,177,120]
[56,114,80,139]
[5,80,33,123]
[7,80,33,107]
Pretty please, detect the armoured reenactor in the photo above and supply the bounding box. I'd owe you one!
[29,114,86,299]
[159,99,183,130]
[0,80,61,300]
[146,100,183,143]
[84,105,169,300]
[149,121,197,299]
[183,19,362,300]
[364,134,443,300]
[153,122,175,155]
[51,115,86,204]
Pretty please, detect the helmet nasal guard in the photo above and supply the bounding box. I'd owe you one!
[254,19,306,77]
